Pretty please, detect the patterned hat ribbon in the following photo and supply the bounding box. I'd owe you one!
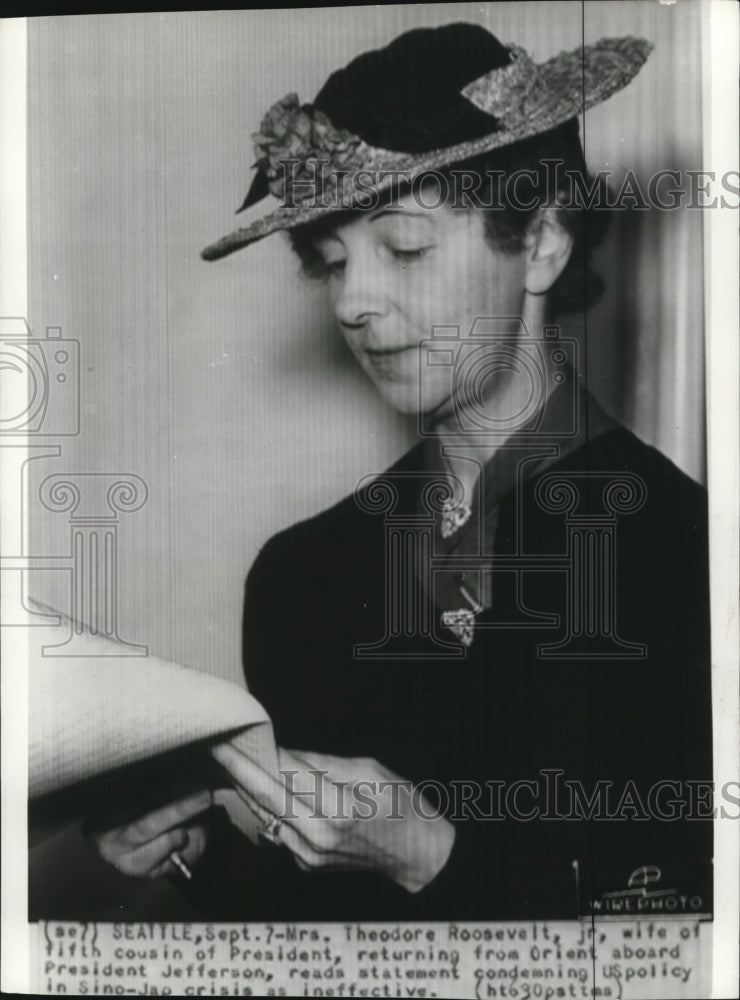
[462,46,560,126]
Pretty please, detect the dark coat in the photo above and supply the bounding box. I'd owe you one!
[186,424,712,920]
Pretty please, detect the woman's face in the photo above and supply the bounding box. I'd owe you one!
[312,186,529,421]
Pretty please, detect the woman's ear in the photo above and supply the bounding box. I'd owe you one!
[524,207,574,295]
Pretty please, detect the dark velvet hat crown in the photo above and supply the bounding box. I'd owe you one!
[237,23,511,214]
[315,22,513,152]
[202,22,652,261]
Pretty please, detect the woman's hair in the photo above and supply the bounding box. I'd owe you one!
[288,118,612,315]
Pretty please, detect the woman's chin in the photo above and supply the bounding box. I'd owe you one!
[372,386,456,428]
[373,383,424,415]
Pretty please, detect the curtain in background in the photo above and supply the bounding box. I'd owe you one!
[581,0,705,484]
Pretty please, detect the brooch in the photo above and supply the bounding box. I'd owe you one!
[440,503,472,539]
[440,608,476,647]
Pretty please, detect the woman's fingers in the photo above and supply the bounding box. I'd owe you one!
[147,856,180,880]
[117,789,213,849]
[209,749,302,846]
[211,743,293,817]
[111,826,188,877]
[212,743,397,873]
[213,743,346,825]
[146,823,208,880]
[229,778,335,871]
[219,750,339,848]
[92,790,213,877]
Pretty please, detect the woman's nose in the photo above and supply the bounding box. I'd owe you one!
[332,256,390,327]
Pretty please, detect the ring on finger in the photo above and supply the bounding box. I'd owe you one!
[259,814,282,845]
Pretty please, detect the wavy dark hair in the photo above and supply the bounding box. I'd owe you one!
[288,118,611,315]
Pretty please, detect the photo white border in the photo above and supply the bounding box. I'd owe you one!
[702,1,740,996]
[0,14,30,996]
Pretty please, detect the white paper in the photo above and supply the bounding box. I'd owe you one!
[28,608,278,799]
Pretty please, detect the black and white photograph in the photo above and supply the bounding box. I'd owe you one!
[1,3,738,997]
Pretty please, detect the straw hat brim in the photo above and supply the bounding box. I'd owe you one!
[202,36,652,262]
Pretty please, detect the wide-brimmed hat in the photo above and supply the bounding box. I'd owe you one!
[202,22,652,261]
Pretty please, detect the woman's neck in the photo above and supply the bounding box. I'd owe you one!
[433,294,554,504]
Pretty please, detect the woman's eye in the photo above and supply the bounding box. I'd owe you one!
[324,259,346,277]
[389,247,431,263]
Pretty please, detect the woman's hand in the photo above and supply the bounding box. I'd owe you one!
[210,746,455,893]
[88,789,213,879]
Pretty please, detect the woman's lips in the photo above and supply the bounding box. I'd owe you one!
[365,344,419,383]
[364,345,416,358]
[363,344,418,379]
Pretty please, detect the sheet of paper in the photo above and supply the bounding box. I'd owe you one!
[28,606,278,800]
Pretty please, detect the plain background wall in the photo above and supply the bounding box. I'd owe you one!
[26,3,705,916]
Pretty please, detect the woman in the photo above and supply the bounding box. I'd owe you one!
[92,22,712,920]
